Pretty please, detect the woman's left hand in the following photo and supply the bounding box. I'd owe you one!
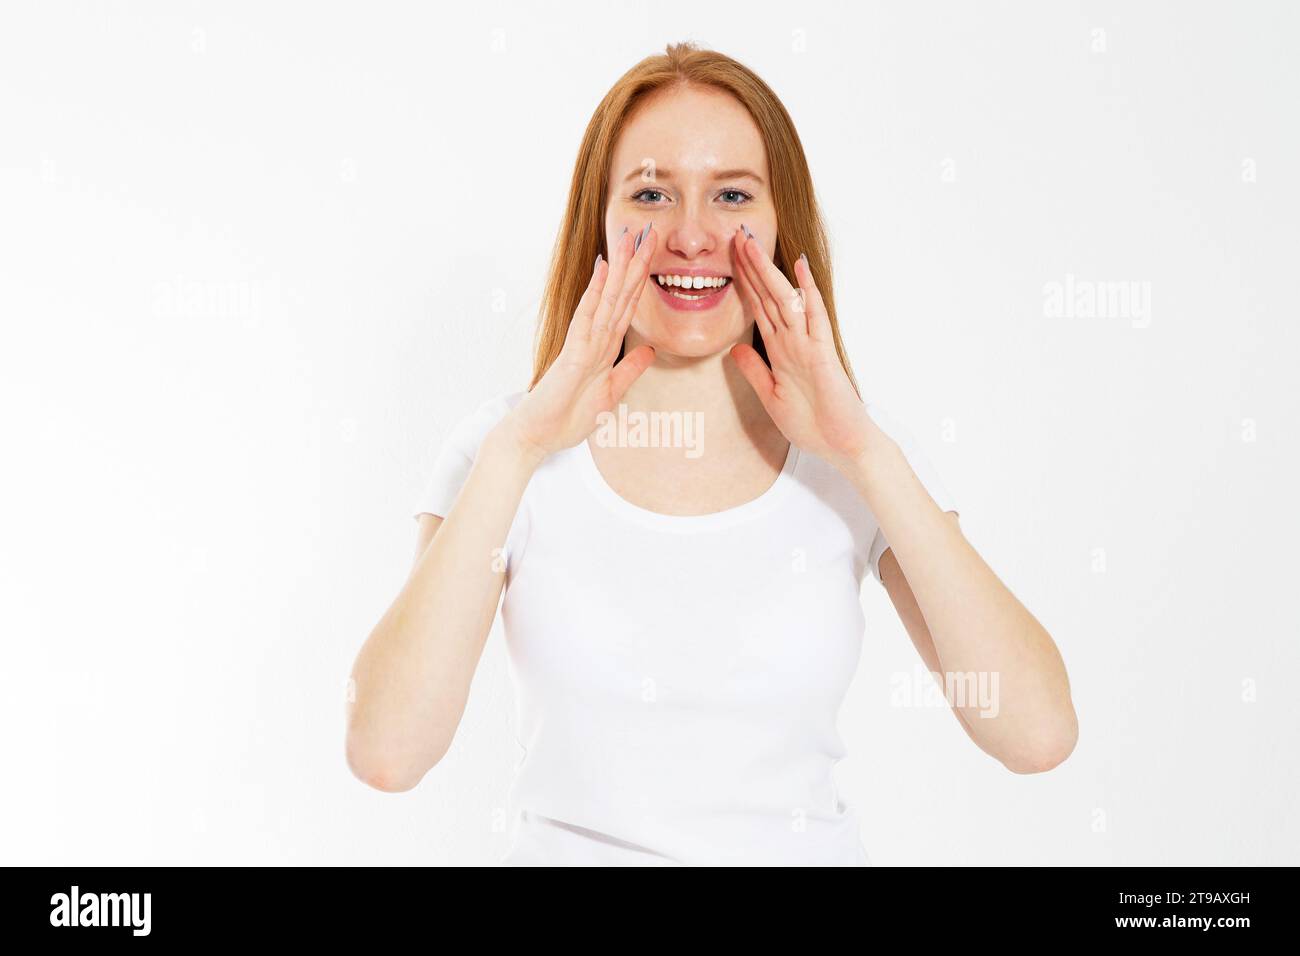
[727,227,883,471]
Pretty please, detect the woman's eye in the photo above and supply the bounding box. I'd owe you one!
[630,188,754,206]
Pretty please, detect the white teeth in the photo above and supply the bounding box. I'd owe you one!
[655,274,729,289]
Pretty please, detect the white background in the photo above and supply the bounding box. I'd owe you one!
[2,1,1296,865]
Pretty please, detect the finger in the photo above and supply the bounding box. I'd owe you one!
[730,229,779,338]
[728,342,775,407]
[609,343,656,400]
[610,225,655,338]
[589,226,634,339]
[568,253,610,343]
[603,227,657,363]
[734,252,785,369]
[737,228,790,332]
[743,233,802,333]
[794,252,832,343]
[734,242,797,369]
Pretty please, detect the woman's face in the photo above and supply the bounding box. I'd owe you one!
[605,85,776,361]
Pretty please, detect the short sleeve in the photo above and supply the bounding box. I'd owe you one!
[412,391,523,520]
[864,402,959,585]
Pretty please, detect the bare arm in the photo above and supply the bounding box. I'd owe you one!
[860,445,1077,774]
[411,512,442,568]
[345,421,543,793]
[877,514,1028,764]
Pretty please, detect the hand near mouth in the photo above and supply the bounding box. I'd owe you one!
[726,227,884,473]
[504,224,659,461]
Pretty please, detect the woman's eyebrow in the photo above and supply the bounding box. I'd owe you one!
[621,166,765,186]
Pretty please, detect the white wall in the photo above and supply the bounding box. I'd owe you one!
[1,0,1295,865]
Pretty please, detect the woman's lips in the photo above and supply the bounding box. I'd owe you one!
[652,278,732,312]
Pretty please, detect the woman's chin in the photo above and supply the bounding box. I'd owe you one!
[635,314,749,361]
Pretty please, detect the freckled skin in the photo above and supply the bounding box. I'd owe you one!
[605,85,777,361]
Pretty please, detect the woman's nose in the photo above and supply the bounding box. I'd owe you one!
[661,215,718,258]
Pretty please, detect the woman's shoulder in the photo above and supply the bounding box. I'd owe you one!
[466,388,527,422]
[443,389,527,454]
[412,389,528,521]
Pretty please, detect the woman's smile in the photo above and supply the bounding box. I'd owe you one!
[651,268,733,311]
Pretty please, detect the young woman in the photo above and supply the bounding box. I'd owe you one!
[346,42,1078,866]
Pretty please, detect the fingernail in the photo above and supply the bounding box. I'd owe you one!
[742,223,754,239]
[634,222,651,253]
[594,252,603,272]
[620,225,629,240]
[799,252,808,267]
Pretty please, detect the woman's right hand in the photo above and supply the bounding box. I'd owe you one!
[502,222,659,461]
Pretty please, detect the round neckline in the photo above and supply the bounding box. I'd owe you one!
[577,435,800,533]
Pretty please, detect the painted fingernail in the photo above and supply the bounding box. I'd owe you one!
[799,252,808,267]
[620,225,629,240]
[742,223,753,239]
[634,222,651,253]
[594,252,603,272]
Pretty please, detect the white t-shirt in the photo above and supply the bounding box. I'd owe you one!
[413,390,958,866]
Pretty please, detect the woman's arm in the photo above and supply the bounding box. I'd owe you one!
[875,515,1008,758]
[847,443,1077,774]
[345,223,659,793]
[345,419,544,793]
[726,227,1077,774]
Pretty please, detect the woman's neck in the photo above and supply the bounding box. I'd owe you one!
[615,340,782,456]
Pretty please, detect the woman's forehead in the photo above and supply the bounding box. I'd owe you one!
[610,87,767,184]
